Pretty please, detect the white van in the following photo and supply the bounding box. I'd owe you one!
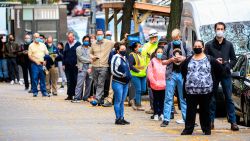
[181,0,250,55]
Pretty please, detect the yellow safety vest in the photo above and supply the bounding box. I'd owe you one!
[130,52,146,77]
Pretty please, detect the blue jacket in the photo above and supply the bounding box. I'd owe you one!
[111,54,132,84]
[63,41,81,66]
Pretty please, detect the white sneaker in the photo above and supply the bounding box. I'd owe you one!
[19,81,24,85]
[10,80,14,85]
[15,79,18,84]
[159,114,164,121]
[176,119,185,124]
[153,115,159,121]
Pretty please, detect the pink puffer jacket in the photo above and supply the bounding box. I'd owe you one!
[147,58,166,90]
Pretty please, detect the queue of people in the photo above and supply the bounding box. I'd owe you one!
[0,21,240,135]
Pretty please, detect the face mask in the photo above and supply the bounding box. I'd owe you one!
[216,30,224,38]
[138,48,142,53]
[97,35,104,41]
[1,38,6,43]
[119,50,126,56]
[173,40,181,46]
[35,38,42,43]
[83,41,90,46]
[9,38,14,41]
[193,48,203,54]
[105,36,111,40]
[156,53,163,59]
[25,39,31,44]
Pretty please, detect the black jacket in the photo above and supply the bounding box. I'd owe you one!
[205,38,237,77]
[181,55,225,97]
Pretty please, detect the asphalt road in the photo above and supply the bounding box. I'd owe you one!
[0,83,249,141]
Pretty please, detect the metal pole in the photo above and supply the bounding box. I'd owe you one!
[90,0,96,34]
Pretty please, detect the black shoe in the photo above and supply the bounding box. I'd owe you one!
[102,101,112,107]
[52,93,57,96]
[28,90,33,93]
[170,113,174,119]
[65,96,72,100]
[160,121,169,127]
[231,123,239,131]
[211,122,214,130]
[204,131,211,135]
[115,119,125,125]
[150,115,154,119]
[60,85,64,88]
[121,118,130,125]
[25,87,29,90]
[181,130,193,135]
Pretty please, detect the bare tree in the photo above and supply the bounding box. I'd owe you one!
[120,0,135,39]
[166,0,183,41]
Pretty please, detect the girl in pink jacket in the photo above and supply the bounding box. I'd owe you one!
[147,47,166,120]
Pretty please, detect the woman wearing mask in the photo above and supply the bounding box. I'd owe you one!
[129,42,147,111]
[147,47,166,120]
[180,40,224,135]
[111,43,131,125]
[55,42,66,88]
[72,36,93,103]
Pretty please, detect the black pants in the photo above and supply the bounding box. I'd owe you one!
[183,94,212,134]
[152,89,165,116]
[8,58,19,81]
[21,62,32,89]
[65,65,78,98]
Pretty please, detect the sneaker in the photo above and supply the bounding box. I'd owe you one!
[52,93,57,96]
[231,123,239,131]
[71,99,81,103]
[33,93,38,97]
[19,81,23,85]
[176,119,185,124]
[102,101,112,107]
[115,118,125,125]
[153,115,159,121]
[181,130,192,135]
[28,90,33,93]
[121,118,130,125]
[60,85,64,88]
[170,113,174,119]
[25,87,29,91]
[42,93,50,97]
[160,121,169,127]
[150,115,154,119]
[136,106,145,111]
[204,130,211,135]
[159,114,164,121]
[65,96,72,100]
[14,79,18,84]
[10,80,14,85]
[211,122,214,130]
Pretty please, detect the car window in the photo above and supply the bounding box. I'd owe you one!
[233,56,245,72]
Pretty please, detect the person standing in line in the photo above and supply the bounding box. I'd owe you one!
[0,36,9,82]
[205,22,239,131]
[147,47,166,120]
[28,33,50,97]
[111,43,131,125]
[181,40,224,135]
[161,29,192,127]
[6,34,22,85]
[63,32,81,100]
[45,36,59,96]
[56,42,66,88]
[72,36,93,103]
[18,34,33,90]
[129,42,147,111]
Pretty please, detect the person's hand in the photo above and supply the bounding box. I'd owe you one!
[87,68,92,74]
[170,57,177,63]
[43,61,47,66]
[23,50,28,54]
[216,58,223,64]
[176,56,186,62]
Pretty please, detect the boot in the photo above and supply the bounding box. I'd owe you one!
[130,99,137,110]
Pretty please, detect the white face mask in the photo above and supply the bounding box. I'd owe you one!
[216,30,224,38]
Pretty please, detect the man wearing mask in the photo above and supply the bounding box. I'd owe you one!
[6,34,22,85]
[19,34,33,90]
[105,31,112,40]
[63,32,81,100]
[28,33,50,97]
[90,29,116,105]
[205,22,239,131]
[161,29,192,127]
[141,29,159,114]
[45,36,59,96]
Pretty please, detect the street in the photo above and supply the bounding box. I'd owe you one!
[0,83,250,141]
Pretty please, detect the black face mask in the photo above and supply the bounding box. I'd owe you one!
[119,51,126,56]
[193,48,203,54]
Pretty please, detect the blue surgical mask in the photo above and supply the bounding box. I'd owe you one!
[83,41,90,46]
[97,35,104,41]
[173,40,181,46]
[106,36,111,40]
[25,39,31,44]
[138,48,142,53]
[156,53,163,59]
[35,38,42,43]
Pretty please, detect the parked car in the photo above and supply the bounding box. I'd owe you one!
[231,53,250,127]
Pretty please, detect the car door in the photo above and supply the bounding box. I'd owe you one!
[232,55,247,110]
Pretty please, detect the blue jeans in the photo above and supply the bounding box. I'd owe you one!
[131,76,146,106]
[31,63,47,95]
[163,72,186,121]
[0,59,8,78]
[112,81,129,119]
[210,77,236,123]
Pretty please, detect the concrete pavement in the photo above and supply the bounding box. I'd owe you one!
[0,83,250,141]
